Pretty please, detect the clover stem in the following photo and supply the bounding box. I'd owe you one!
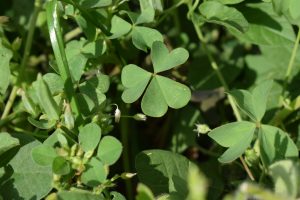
[283,27,300,93]
[191,16,242,122]
[119,103,134,199]
[1,0,41,120]
[189,4,255,180]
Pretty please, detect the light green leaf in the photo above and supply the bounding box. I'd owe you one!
[138,75,190,117]
[52,156,71,175]
[208,121,256,147]
[79,123,101,152]
[58,190,105,200]
[109,15,132,39]
[65,40,88,81]
[217,0,245,4]
[0,132,19,156]
[82,39,106,58]
[132,26,163,52]
[28,117,56,129]
[111,191,126,200]
[135,150,191,199]
[156,75,191,109]
[0,39,12,95]
[199,1,248,33]
[259,125,298,166]
[121,64,152,103]
[43,73,64,95]
[97,136,122,165]
[32,144,57,166]
[81,158,107,186]
[218,130,254,163]
[139,0,163,12]
[251,80,273,120]
[136,183,155,200]
[36,75,60,120]
[0,139,52,200]
[151,41,189,73]
[272,0,300,26]
[228,81,273,121]
[79,73,110,108]
[187,164,207,200]
[141,77,168,117]
[229,3,296,46]
[79,0,112,8]
[269,160,300,198]
[135,8,155,25]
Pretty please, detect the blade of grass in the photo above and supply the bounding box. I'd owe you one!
[46,0,81,119]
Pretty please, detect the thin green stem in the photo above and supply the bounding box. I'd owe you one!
[119,104,133,199]
[284,28,300,84]
[189,2,254,180]
[1,0,41,120]
[191,15,242,121]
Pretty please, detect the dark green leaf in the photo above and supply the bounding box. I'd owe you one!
[52,156,71,175]
[0,139,52,200]
[136,150,191,199]
[259,125,298,166]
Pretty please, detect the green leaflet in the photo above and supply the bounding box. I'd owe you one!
[0,39,12,95]
[121,41,191,117]
[199,1,249,33]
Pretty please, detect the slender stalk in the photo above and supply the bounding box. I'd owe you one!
[189,2,254,180]
[191,15,242,121]
[119,104,133,199]
[284,28,300,83]
[1,0,41,120]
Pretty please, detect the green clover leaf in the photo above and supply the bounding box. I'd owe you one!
[121,41,191,117]
[109,8,162,52]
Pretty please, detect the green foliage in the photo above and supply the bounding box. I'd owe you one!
[1,0,300,199]
[122,41,191,117]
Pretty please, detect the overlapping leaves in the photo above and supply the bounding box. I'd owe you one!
[121,41,191,117]
[208,80,298,163]
[109,4,163,52]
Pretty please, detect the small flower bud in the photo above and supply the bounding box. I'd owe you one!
[133,113,147,121]
[194,124,211,135]
[121,172,137,179]
[84,150,94,159]
[114,105,121,123]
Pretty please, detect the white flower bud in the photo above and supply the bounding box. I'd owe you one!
[114,105,121,123]
[194,123,211,135]
[133,113,147,121]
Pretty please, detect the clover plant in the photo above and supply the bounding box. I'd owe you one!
[1,0,300,199]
